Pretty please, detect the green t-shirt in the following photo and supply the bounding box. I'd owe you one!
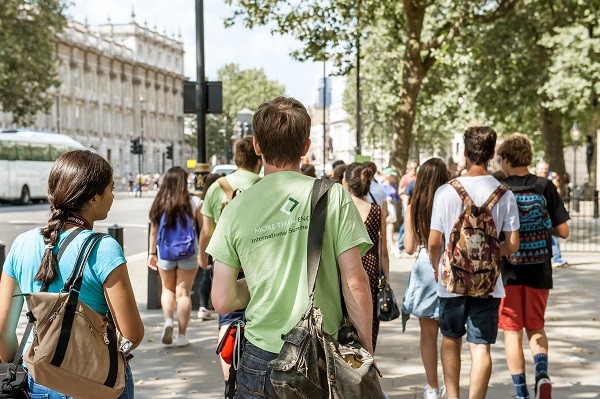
[202,169,261,223]
[207,171,372,353]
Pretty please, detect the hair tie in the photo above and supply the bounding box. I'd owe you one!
[45,244,54,250]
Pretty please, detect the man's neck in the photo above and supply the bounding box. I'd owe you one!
[263,162,301,176]
[504,166,530,177]
[463,160,489,177]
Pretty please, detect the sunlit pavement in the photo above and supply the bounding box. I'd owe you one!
[13,250,600,398]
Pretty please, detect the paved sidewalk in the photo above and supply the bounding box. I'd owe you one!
[124,251,600,398]
[13,251,598,397]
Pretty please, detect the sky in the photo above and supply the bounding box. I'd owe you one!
[67,0,345,107]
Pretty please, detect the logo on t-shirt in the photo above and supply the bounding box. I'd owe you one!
[280,197,299,215]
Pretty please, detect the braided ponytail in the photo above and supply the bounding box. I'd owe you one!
[36,207,68,285]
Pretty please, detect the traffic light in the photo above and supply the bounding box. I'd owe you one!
[130,138,139,154]
[166,144,173,160]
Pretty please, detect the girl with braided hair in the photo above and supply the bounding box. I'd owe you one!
[0,150,144,398]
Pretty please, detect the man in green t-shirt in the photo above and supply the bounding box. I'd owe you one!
[207,96,374,399]
[198,136,261,396]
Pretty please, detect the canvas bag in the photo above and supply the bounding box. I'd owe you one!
[24,233,127,399]
[157,210,196,261]
[268,179,383,399]
[1,227,85,399]
[441,179,506,298]
[507,177,552,265]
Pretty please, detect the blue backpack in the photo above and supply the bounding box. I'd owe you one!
[157,211,196,261]
[507,177,552,265]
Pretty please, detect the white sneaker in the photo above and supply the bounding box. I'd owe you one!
[176,334,189,347]
[423,385,439,399]
[440,385,447,399]
[161,319,174,345]
[198,307,214,321]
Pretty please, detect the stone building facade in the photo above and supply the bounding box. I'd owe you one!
[0,15,186,181]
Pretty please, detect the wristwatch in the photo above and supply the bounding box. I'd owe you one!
[119,338,134,355]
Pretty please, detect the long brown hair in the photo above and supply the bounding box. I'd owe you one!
[37,150,113,285]
[149,166,193,227]
[409,158,449,246]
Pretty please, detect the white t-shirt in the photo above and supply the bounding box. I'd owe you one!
[430,175,520,298]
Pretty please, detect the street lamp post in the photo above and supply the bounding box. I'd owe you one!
[570,122,581,212]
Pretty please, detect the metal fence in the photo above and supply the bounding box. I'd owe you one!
[560,194,600,252]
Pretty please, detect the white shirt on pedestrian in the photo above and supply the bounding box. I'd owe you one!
[430,175,520,298]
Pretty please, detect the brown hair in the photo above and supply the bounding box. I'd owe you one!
[149,166,192,227]
[363,161,377,175]
[201,173,222,200]
[464,126,497,165]
[37,150,113,285]
[233,136,261,170]
[497,133,533,167]
[409,158,449,246]
[332,164,347,184]
[253,96,311,167]
[300,163,316,177]
[344,162,373,198]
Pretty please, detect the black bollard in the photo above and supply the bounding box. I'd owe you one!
[0,242,5,279]
[594,189,599,219]
[147,222,162,309]
[108,224,124,249]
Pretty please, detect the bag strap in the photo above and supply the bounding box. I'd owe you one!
[534,176,549,194]
[306,178,335,304]
[51,233,104,368]
[449,179,474,206]
[483,184,507,211]
[218,177,236,200]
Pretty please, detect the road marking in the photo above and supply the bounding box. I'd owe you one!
[127,251,150,262]
[7,220,148,229]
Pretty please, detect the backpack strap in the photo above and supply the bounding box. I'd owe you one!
[483,184,508,211]
[218,177,236,200]
[449,179,473,207]
[534,176,549,195]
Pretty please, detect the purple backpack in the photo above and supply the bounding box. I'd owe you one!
[157,211,196,261]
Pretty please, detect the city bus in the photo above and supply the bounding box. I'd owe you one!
[0,129,86,204]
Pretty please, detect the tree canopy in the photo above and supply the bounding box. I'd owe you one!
[0,0,67,125]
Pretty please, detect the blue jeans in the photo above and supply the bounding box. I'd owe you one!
[551,235,562,262]
[397,206,406,251]
[27,364,134,399]
[234,341,280,399]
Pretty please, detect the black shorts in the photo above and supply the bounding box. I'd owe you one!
[218,309,245,329]
[439,296,501,344]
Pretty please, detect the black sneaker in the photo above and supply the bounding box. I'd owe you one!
[535,372,552,399]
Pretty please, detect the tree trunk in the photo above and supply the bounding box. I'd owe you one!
[390,0,426,172]
[539,103,566,177]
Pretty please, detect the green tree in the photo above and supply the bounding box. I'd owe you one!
[0,0,68,125]
[189,63,285,162]
[225,0,518,171]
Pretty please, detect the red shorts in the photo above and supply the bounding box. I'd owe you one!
[498,285,549,331]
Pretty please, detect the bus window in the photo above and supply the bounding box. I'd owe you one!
[50,145,69,160]
[16,143,31,161]
[30,143,49,161]
[0,141,18,160]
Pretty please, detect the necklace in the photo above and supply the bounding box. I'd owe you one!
[65,214,92,230]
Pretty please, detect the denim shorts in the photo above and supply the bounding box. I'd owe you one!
[27,363,134,399]
[439,296,501,344]
[157,253,198,271]
[218,309,245,329]
[235,341,280,399]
